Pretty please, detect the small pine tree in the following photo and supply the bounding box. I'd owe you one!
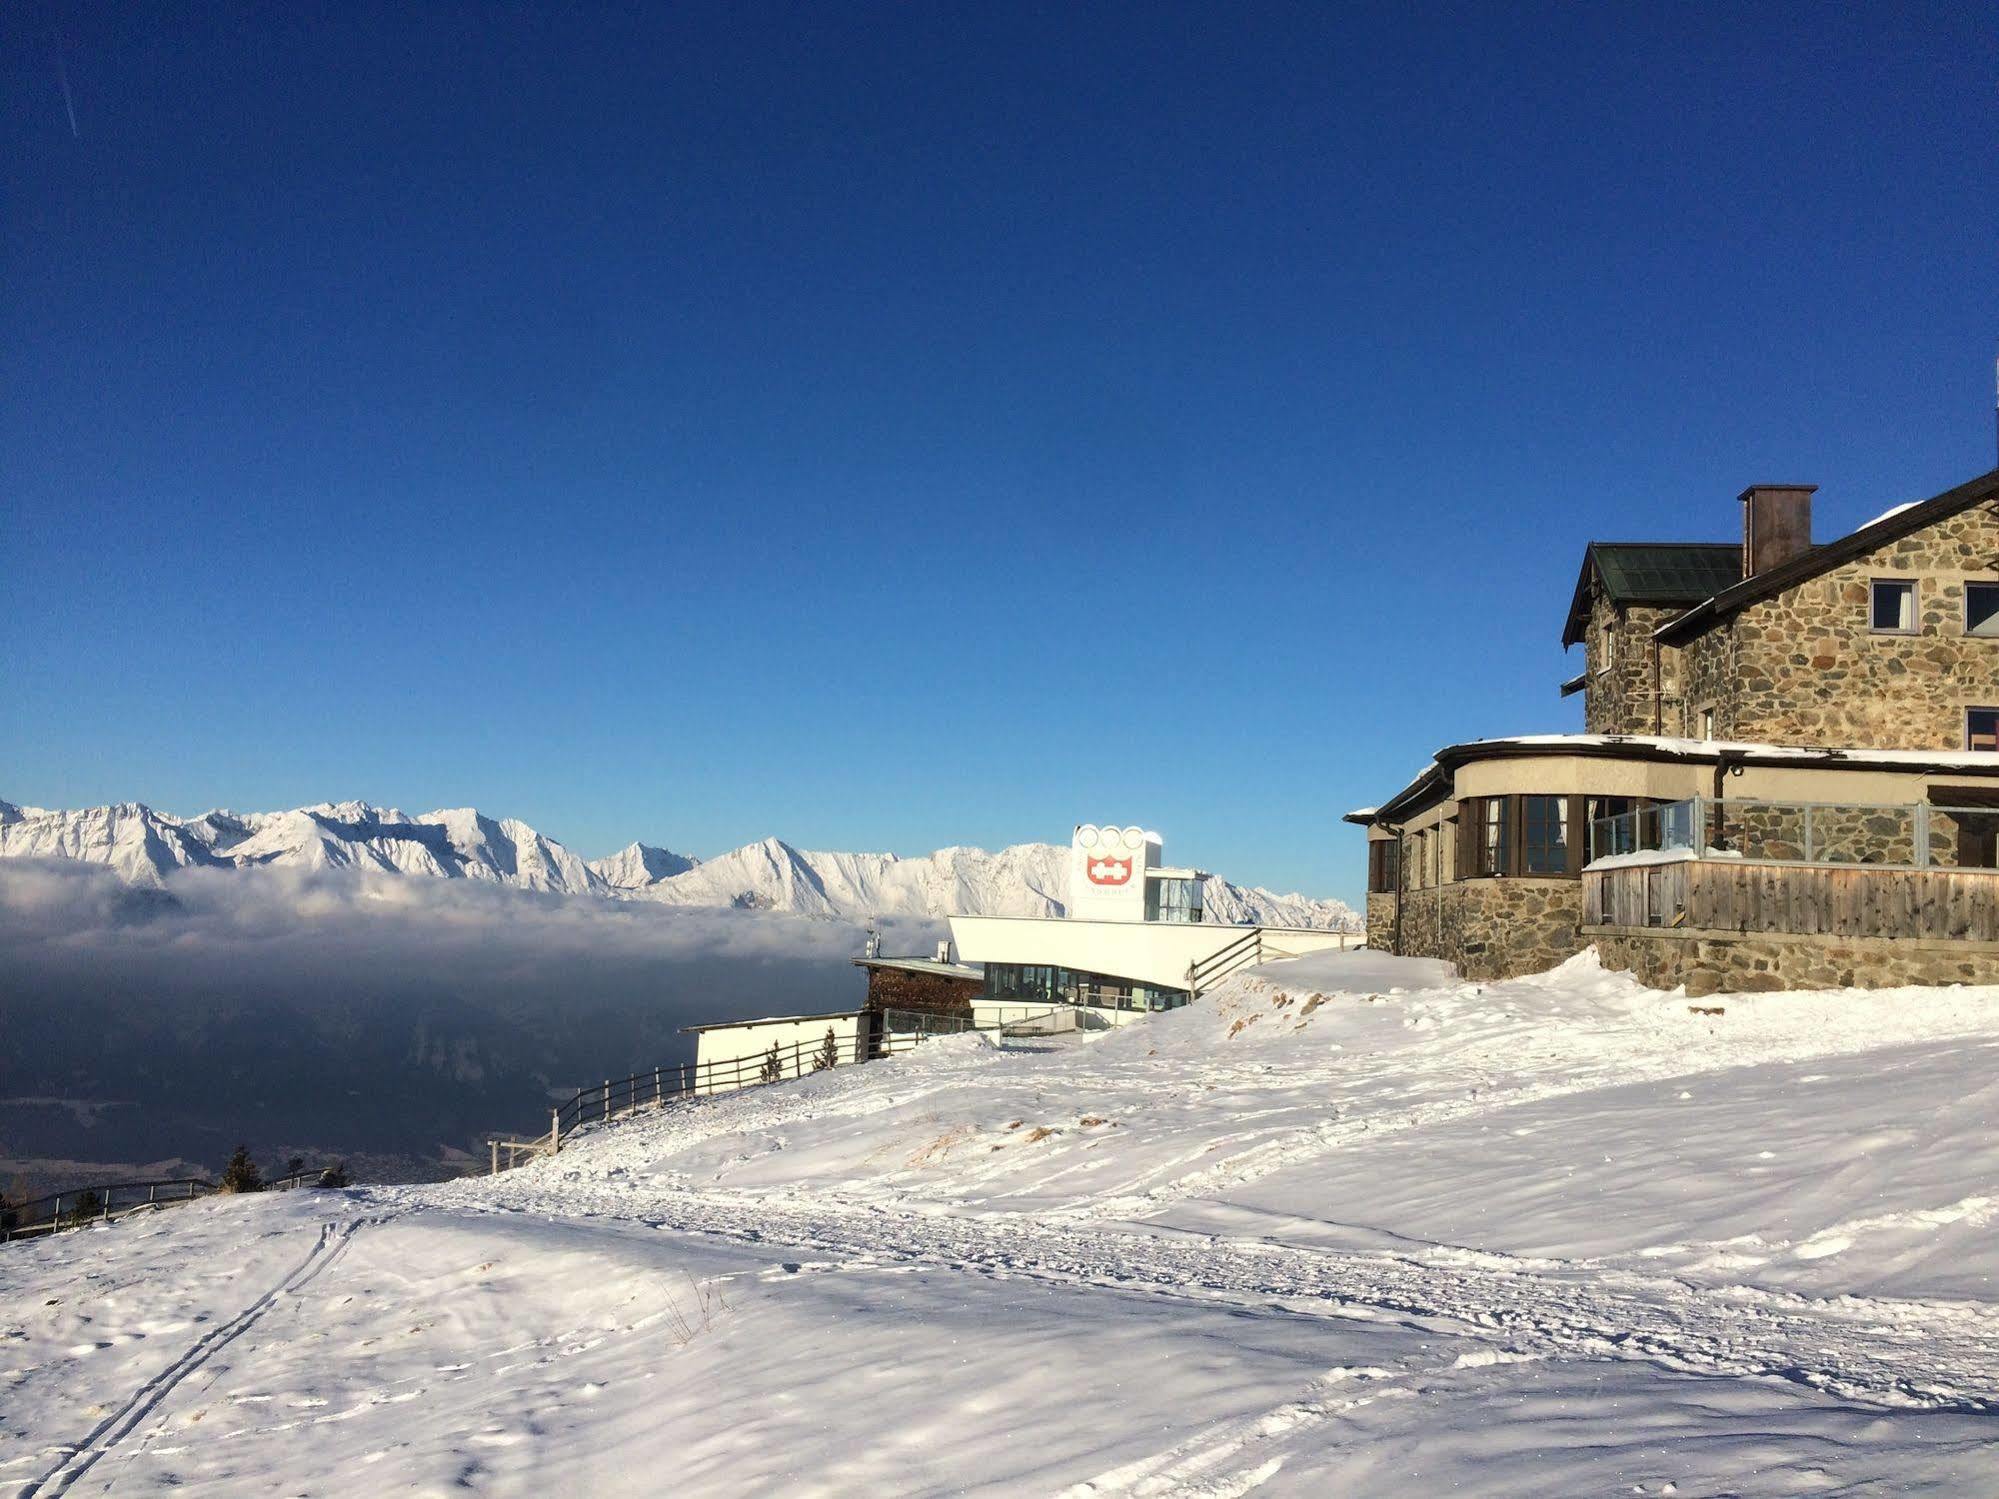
[317,1161,351,1189]
[65,1188,104,1226]
[758,1041,784,1085]
[220,1145,264,1194]
[811,1027,840,1072]
[284,1155,306,1181]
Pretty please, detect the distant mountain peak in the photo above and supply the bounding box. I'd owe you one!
[588,841,699,890]
[0,796,1360,930]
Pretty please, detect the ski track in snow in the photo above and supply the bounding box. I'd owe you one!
[14,1216,374,1499]
[454,1184,1999,1421]
[10,950,1999,1492]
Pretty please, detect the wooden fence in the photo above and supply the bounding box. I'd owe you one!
[488,1025,934,1175]
[2,1166,345,1245]
[1585,857,1999,941]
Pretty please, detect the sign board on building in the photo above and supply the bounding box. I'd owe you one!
[1068,824,1161,921]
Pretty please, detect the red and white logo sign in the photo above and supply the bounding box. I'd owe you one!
[1086,855,1133,886]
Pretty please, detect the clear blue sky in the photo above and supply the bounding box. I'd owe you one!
[4,3,1995,902]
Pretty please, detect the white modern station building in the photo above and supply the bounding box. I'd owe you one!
[948,823,1355,1028]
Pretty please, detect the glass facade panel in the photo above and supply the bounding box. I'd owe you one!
[1144,878,1205,923]
[983,962,1191,1012]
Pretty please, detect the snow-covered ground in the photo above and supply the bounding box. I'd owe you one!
[6,950,1999,1495]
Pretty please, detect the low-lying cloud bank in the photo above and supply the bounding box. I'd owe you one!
[0,860,937,1186]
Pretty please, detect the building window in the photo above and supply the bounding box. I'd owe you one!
[1367,841,1400,894]
[1460,797,1512,878]
[1971,708,1999,753]
[1520,795,1570,875]
[1596,616,1614,675]
[1700,708,1715,741]
[1462,795,1582,879]
[1966,582,1999,638]
[1870,578,1917,633]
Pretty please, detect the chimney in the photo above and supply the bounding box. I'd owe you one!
[1739,484,1816,577]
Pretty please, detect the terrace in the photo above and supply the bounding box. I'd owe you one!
[1582,795,1999,942]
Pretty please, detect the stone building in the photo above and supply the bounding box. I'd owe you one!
[1349,466,1999,991]
[852,953,984,1020]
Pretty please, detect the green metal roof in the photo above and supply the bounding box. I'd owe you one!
[1563,542,1741,645]
[1591,543,1742,603]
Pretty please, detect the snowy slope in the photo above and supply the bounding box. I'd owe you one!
[6,950,1998,1494]
[0,798,1360,927]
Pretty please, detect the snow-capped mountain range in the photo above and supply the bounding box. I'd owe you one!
[0,798,1360,930]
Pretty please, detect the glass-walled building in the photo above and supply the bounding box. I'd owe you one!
[982,961,1191,1013]
[1143,873,1204,923]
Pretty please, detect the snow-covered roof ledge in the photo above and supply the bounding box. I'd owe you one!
[1581,847,1701,873]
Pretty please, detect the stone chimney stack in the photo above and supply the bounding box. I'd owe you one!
[1740,484,1816,577]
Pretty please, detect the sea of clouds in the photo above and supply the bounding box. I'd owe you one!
[0,859,939,1190]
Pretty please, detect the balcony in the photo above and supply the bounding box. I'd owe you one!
[1583,796,1999,943]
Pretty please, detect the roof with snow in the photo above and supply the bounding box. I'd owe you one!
[1655,467,1999,646]
[852,956,984,981]
[1562,542,1743,647]
[1344,733,1999,827]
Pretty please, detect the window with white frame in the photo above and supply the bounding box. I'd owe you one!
[1970,707,1999,753]
[1596,615,1614,675]
[1871,578,1917,633]
[1966,582,1999,638]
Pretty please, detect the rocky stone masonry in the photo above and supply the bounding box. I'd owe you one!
[1364,892,1397,953]
[862,966,980,1019]
[1721,803,1917,865]
[1392,878,1584,982]
[1596,929,1999,998]
[1585,594,1689,736]
[1678,500,1999,748]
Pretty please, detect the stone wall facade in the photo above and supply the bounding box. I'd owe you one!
[1721,803,1917,865]
[1365,893,1397,954]
[1596,926,1999,998]
[1678,499,1999,748]
[862,967,979,1019]
[1390,878,1585,982]
[1584,593,1690,736]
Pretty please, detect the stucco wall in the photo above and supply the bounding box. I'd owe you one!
[1595,928,1999,998]
[1679,499,1999,748]
[691,1012,867,1095]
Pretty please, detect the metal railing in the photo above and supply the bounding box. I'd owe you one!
[1587,796,1999,871]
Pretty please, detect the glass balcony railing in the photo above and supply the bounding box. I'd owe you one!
[1586,796,1999,871]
